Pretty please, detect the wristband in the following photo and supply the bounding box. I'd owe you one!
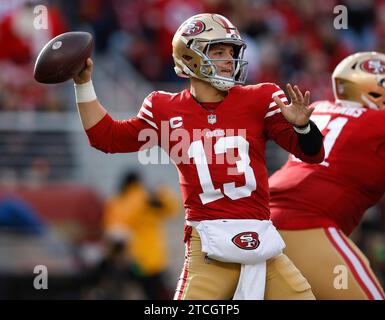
[293,123,311,134]
[74,80,97,103]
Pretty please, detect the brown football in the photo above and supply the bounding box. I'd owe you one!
[34,31,94,84]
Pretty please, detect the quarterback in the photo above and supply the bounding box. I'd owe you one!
[73,13,324,299]
[269,52,385,300]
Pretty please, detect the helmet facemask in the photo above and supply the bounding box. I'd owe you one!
[182,38,248,91]
[172,13,249,91]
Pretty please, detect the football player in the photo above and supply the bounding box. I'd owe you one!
[269,51,385,300]
[73,13,324,299]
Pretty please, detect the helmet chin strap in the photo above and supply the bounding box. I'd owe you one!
[210,79,234,91]
[361,94,380,110]
[337,97,380,110]
[209,77,235,91]
[336,99,364,109]
[177,59,236,91]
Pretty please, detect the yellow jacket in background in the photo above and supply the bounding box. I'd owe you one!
[103,183,180,275]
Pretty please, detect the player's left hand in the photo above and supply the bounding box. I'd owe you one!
[273,84,314,127]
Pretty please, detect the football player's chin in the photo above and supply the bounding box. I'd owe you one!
[219,71,233,78]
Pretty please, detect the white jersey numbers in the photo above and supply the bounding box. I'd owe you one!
[188,140,224,204]
[188,136,257,205]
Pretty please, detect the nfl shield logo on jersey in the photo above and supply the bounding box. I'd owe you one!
[208,114,217,124]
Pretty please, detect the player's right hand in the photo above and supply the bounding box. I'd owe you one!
[73,58,93,85]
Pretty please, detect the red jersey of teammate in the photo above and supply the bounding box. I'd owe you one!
[269,100,385,235]
[86,83,324,222]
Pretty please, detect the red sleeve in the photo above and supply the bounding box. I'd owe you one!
[136,91,159,129]
[85,114,158,153]
[263,83,324,164]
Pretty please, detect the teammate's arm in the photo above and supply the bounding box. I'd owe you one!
[73,58,157,153]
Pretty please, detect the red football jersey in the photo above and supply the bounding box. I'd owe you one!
[269,100,385,235]
[86,84,324,222]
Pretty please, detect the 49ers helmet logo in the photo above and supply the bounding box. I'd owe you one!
[360,59,385,74]
[232,232,260,250]
[182,20,206,36]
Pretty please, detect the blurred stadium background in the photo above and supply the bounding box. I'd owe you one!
[0,0,384,299]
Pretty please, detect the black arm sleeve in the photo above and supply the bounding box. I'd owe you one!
[295,120,324,156]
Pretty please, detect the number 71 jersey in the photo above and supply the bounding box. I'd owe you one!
[269,100,385,235]
[137,84,323,222]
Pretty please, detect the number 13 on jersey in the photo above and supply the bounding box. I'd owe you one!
[188,136,257,205]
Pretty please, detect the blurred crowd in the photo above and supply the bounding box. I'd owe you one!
[0,0,68,111]
[0,170,181,299]
[1,0,385,110]
[106,0,385,98]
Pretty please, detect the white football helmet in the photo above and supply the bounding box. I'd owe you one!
[172,13,248,91]
[332,51,385,110]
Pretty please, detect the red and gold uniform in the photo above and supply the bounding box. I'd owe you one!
[270,100,385,299]
[86,83,324,299]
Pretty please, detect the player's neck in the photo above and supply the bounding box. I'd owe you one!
[189,78,227,103]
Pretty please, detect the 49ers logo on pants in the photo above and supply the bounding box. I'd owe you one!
[232,232,260,250]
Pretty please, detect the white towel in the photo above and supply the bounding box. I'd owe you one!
[195,219,285,300]
[234,263,266,300]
